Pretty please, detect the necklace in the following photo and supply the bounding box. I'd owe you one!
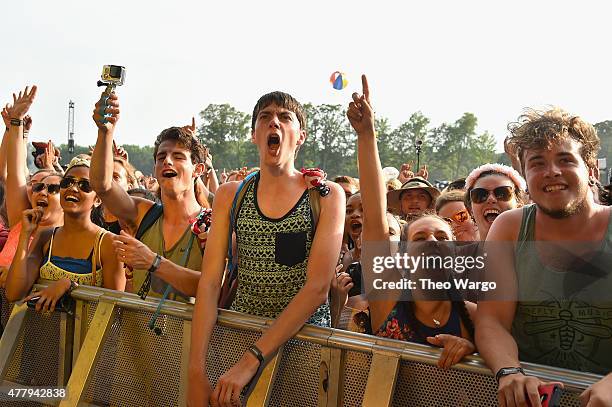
[433,318,441,326]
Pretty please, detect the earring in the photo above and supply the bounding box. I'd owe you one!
[588,179,596,187]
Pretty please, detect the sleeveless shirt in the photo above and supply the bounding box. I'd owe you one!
[134,210,203,302]
[39,228,106,287]
[230,173,331,327]
[375,301,464,344]
[512,204,612,374]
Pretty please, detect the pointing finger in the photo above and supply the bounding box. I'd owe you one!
[362,74,370,103]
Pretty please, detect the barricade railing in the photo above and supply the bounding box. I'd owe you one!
[0,282,603,406]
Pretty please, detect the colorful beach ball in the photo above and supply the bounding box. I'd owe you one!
[330,71,348,90]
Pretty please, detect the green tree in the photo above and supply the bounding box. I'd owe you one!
[197,104,255,171]
[429,113,497,181]
[594,121,612,183]
[300,104,357,177]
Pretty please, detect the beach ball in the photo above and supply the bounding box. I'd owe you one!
[330,71,348,90]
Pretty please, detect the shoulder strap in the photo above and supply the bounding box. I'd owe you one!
[135,203,164,240]
[226,172,259,269]
[308,189,321,234]
[46,227,60,262]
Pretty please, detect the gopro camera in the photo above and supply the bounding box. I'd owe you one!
[99,65,125,87]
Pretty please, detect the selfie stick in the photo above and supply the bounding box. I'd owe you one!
[415,139,423,171]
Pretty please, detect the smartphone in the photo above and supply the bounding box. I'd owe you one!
[347,262,362,297]
[538,384,562,407]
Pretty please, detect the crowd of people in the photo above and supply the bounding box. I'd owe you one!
[0,77,611,406]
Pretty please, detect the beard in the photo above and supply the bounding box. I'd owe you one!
[536,183,589,219]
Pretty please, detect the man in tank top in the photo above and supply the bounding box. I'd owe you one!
[475,108,612,406]
[90,93,206,301]
[188,91,345,406]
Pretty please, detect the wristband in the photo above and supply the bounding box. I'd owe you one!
[495,367,524,383]
[248,344,264,366]
[148,254,162,273]
[10,118,23,127]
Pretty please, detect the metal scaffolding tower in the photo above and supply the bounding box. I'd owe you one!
[67,100,75,156]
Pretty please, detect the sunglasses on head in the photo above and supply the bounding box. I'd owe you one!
[443,209,470,225]
[470,185,514,204]
[60,177,92,193]
[32,182,61,194]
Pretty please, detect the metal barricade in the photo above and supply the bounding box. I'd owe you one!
[0,284,603,406]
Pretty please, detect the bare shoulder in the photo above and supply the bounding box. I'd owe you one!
[486,206,525,242]
[213,181,241,210]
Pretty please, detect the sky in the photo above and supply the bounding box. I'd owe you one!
[3,0,612,157]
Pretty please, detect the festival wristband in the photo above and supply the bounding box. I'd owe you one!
[148,254,162,273]
[248,344,265,366]
[10,118,23,127]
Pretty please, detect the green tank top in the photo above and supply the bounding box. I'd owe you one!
[134,212,203,303]
[512,204,612,374]
[230,173,331,327]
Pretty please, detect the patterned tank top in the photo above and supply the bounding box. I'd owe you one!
[39,228,106,287]
[230,173,331,327]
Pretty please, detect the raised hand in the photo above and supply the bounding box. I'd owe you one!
[415,165,428,180]
[113,140,129,161]
[2,104,12,128]
[39,140,57,170]
[23,115,33,133]
[398,162,414,183]
[11,86,38,120]
[346,75,375,137]
[92,91,120,133]
[182,117,197,137]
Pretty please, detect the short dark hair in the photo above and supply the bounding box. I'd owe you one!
[153,127,207,165]
[251,91,306,132]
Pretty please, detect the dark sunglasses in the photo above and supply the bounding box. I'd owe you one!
[60,177,92,193]
[32,182,61,194]
[470,186,514,204]
[443,209,470,225]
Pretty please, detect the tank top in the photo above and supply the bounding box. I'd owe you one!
[135,210,203,302]
[375,301,464,344]
[512,204,612,374]
[230,173,331,327]
[0,222,27,268]
[39,228,106,287]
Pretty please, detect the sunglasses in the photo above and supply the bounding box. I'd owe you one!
[60,177,92,193]
[443,209,470,225]
[470,186,514,204]
[32,182,61,194]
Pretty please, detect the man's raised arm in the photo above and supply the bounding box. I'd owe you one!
[90,92,143,225]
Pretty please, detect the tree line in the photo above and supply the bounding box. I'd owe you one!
[52,103,611,183]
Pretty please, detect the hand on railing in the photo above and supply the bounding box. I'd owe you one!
[426,334,475,370]
[496,373,563,407]
[580,373,612,407]
[23,277,72,313]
